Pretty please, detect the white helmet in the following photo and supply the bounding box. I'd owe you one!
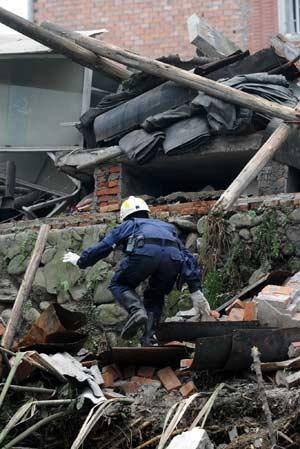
[120,196,150,221]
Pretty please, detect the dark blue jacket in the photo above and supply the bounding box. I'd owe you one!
[77,218,201,289]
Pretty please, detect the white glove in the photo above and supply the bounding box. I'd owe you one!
[187,290,211,321]
[63,252,80,266]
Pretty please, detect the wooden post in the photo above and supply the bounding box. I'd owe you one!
[40,21,300,123]
[212,102,300,213]
[0,7,130,80]
[1,224,50,350]
[251,346,277,447]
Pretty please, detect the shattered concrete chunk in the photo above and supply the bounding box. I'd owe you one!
[167,428,214,449]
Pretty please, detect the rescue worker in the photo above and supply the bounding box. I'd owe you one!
[63,196,210,345]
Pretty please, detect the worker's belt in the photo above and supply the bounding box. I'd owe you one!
[144,238,179,248]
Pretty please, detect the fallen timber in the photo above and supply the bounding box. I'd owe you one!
[38,22,300,122]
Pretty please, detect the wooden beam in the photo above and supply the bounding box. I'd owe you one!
[41,22,300,123]
[1,224,50,350]
[187,13,240,58]
[0,7,130,80]
[212,102,300,213]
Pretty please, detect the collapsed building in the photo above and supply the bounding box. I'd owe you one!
[2,6,300,449]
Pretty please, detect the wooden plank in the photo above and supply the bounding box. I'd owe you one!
[0,6,130,80]
[261,355,300,372]
[212,101,300,213]
[41,22,300,123]
[1,224,50,350]
[271,34,300,71]
[187,13,240,58]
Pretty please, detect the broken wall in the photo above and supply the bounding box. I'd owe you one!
[2,199,300,343]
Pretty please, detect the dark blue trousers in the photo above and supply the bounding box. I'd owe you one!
[109,251,182,318]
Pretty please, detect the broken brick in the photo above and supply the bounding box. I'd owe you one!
[210,310,220,319]
[131,376,160,386]
[180,381,197,398]
[102,371,115,388]
[0,322,5,336]
[180,359,193,369]
[122,381,139,395]
[102,364,122,381]
[137,366,156,379]
[225,299,245,313]
[157,367,181,392]
[261,285,292,296]
[243,302,257,321]
[228,308,245,321]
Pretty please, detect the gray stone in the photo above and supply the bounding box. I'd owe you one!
[185,233,198,252]
[41,247,56,265]
[290,208,300,224]
[257,299,300,328]
[23,307,40,323]
[287,226,300,244]
[1,308,12,323]
[196,238,204,253]
[229,212,262,229]
[276,210,289,226]
[97,303,128,326]
[85,260,111,286]
[288,258,300,273]
[43,250,82,294]
[0,235,14,257]
[7,254,29,275]
[69,284,88,302]
[93,276,114,305]
[81,225,107,250]
[39,301,51,311]
[283,242,294,256]
[239,229,250,240]
[33,268,47,291]
[57,289,71,305]
[168,217,197,232]
[197,216,208,235]
[7,230,36,260]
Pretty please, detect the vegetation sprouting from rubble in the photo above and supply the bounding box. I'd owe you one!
[200,208,292,308]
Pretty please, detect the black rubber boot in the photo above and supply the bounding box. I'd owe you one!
[140,312,159,346]
[119,290,147,339]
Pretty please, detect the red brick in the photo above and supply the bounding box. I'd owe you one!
[122,381,139,395]
[180,359,193,369]
[0,322,5,336]
[180,381,197,398]
[210,310,220,319]
[261,285,292,297]
[137,366,156,379]
[96,187,120,196]
[228,308,245,321]
[108,180,119,188]
[225,299,245,313]
[131,376,160,386]
[102,364,122,381]
[102,371,115,388]
[243,302,257,321]
[157,367,181,392]
[100,204,120,212]
[109,165,121,173]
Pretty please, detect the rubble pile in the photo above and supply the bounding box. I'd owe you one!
[2,5,300,449]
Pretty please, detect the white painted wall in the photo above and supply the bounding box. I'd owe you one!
[0,0,32,34]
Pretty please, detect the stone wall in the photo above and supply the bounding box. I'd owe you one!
[2,200,300,345]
